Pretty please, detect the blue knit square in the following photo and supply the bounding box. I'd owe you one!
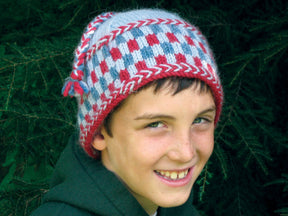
[169,24,182,34]
[99,77,108,91]
[115,35,127,45]
[91,86,100,100]
[122,53,134,68]
[78,110,84,122]
[140,46,154,59]
[188,30,197,40]
[197,47,206,62]
[130,28,145,38]
[109,67,120,80]
[181,42,192,55]
[92,55,100,67]
[84,100,92,111]
[160,42,174,54]
[102,45,111,58]
[149,24,163,34]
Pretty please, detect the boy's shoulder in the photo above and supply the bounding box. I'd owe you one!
[30,134,148,216]
[30,202,95,216]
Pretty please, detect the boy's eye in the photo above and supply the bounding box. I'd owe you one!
[146,121,164,128]
[193,117,209,124]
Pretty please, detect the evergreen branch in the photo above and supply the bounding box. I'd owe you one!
[9,43,29,60]
[5,65,16,110]
[0,49,70,72]
[199,165,209,201]
[23,64,28,91]
[214,82,242,179]
[213,143,228,179]
[35,61,48,90]
[229,56,255,87]
[57,4,85,32]
[236,185,242,216]
[34,4,85,38]
[50,57,64,84]
[0,109,75,127]
[26,126,73,142]
[263,44,287,62]
[232,111,269,175]
[249,14,288,32]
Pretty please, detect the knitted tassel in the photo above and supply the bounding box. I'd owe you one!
[62,12,114,103]
[62,78,89,98]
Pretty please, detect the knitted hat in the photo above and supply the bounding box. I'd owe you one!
[62,9,223,158]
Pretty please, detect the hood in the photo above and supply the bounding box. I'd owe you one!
[43,133,148,215]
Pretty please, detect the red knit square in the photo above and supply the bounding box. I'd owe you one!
[135,60,147,71]
[175,53,187,63]
[80,124,85,133]
[108,83,115,92]
[110,47,122,61]
[193,56,203,68]
[166,32,179,43]
[184,35,195,46]
[207,63,215,77]
[120,69,130,82]
[146,34,160,46]
[155,55,168,64]
[85,114,92,123]
[127,39,140,52]
[92,103,98,111]
[100,92,107,101]
[100,60,109,74]
[198,41,207,54]
[91,70,98,84]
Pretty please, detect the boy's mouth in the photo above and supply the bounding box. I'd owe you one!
[154,169,190,180]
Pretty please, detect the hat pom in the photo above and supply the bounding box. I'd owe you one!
[62,78,89,98]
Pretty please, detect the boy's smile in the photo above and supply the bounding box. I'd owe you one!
[92,83,216,215]
[154,167,193,186]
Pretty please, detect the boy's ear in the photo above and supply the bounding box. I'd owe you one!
[91,130,107,151]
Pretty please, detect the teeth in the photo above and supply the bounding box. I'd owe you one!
[156,169,189,180]
[170,172,178,180]
[178,171,185,179]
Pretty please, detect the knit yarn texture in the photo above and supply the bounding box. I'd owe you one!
[62,9,223,157]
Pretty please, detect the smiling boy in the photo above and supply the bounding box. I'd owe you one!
[32,9,223,216]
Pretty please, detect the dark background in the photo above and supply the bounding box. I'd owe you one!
[0,0,287,215]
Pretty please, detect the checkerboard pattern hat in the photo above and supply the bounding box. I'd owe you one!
[62,9,223,157]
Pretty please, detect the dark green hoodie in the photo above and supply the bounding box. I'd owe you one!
[31,134,200,216]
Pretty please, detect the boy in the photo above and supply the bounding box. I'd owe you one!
[31,8,223,216]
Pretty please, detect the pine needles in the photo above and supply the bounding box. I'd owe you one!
[1,0,287,215]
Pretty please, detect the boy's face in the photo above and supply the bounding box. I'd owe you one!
[93,83,216,213]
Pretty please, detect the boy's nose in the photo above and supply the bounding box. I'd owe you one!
[167,130,195,163]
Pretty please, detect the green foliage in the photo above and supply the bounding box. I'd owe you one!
[1,0,287,215]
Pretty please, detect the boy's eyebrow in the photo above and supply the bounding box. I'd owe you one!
[197,106,217,116]
[134,106,217,121]
[134,114,175,121]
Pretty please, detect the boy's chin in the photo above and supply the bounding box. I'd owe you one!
[155,192,191,208]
